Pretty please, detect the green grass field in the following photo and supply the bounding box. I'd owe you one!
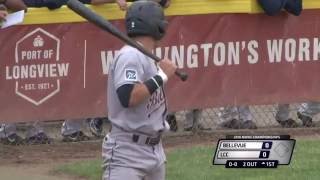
[55,139,320,180]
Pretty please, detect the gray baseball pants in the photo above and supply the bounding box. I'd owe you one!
[102,126,166,180]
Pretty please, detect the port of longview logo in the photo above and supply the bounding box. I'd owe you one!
[6,28,69,106]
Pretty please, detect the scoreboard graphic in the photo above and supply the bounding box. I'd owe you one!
[213,135,295,168]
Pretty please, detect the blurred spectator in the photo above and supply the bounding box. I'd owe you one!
[137,0,170,8]
[276,104,298,128]
[23,0,126,10]
[184,109,211,131]
[218,106,257,129]
[89,0,172,11]
[1,0,27,11]
[276,103,314,127]
[115,0,170,11]
[165,110,211,132]
[0,122,51,145]
[0,7,8,23]
[297,102,315,127]
[0,123,24,145]
[113,0,127,10]
[158,0,170,8]
[61,117,107,142]
[61,119,90,142]
[258,0,302,16]
[22,0,170,11]
[88,117,106,136]
[22,0,66,10]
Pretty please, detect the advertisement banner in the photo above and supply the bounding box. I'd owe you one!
[1,10,320,122]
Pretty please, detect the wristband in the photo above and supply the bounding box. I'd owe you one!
[144,75,164,94]
[158,67,168,83]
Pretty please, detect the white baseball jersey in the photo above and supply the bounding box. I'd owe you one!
[107,45,167,136]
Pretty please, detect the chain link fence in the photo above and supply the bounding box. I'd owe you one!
[8,103,320,142]
[171,103,320,133]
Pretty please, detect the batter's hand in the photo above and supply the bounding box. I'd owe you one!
[159,58,177,79]
[0,10,8,22]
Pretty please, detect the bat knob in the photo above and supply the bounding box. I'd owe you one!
[175,71,188,81]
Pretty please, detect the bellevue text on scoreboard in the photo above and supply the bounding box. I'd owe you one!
[212,135,295,168]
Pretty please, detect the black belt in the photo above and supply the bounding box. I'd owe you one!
[108,124,162,146]
[132,134,161,146]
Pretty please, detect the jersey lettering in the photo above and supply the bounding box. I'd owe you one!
[147,88,165,111]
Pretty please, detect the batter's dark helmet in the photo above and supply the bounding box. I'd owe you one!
[125,1,168,40]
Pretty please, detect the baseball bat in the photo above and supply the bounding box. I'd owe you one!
[67,0,188,81]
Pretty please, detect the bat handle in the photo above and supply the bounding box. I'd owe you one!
[175,70,188,81]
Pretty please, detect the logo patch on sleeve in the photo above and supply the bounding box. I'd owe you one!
[125,69,138,81]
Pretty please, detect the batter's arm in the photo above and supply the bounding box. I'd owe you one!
[127,84,151,107]
[118,59,176,108]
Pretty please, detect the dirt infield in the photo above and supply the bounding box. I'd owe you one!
[1,128,320,180]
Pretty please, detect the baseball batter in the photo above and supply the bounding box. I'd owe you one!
[102,1,177,180]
